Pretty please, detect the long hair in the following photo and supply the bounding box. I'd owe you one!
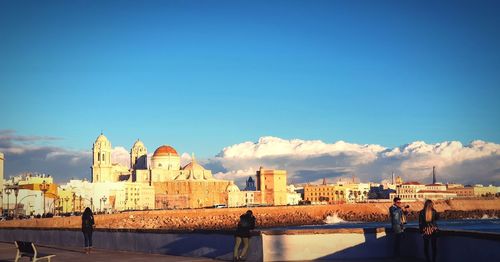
[423,199,434,222]
[82,207,93,220]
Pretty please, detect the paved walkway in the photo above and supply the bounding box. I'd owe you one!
[0,242,217,262]
[0,242,424,262]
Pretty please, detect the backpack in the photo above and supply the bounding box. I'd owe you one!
[238,215,251,229]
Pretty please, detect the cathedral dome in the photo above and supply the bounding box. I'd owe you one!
[153,145,178,157]
[182,162,206,171]
[226,182,240,193]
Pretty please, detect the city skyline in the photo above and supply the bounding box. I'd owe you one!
[1,130,499,187]
[1,1,499,185]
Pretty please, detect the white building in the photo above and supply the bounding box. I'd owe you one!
[286,185,302,205]
[390,182,457,201]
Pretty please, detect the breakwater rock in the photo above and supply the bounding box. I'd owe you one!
[1,199,499,231]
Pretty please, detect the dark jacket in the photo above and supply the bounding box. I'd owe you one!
[82,213,95,232]
[389,205,404,233]
[419,209,438,235]
[235,213,256,238]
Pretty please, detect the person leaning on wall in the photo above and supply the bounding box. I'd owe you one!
[419,199,439,262]
[233,210,256,262]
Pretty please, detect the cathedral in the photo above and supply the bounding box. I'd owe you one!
[91,133,235,209]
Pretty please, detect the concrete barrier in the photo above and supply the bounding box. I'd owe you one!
[1,227,499,261]
[261,227,500,261]
[0,228,263,261]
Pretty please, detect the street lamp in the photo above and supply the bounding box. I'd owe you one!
[100,196,106,213]
[79,195,82,213]
[64,196,69,214]
[5,189,11,217]
[72,193,76,213]
[13,184,19,219]
[40,180,49,216]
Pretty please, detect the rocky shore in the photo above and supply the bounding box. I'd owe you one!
[1,199,499,231]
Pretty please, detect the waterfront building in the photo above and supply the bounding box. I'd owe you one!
[304,179,370,204]
[446,186,474,198]
[0,152,3,212]
[3,173,57,216]
[286,185,302,205]
[390,181,457,201]
[256,167,287,206]
[368,184,395,199]
[473,185,499,197]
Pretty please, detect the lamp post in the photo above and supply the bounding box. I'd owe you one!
[13,184,19,219]
[102,197,107,213]
[72,193,76,213]
[5,189,11,217]
[40,180,49,216]
[64,196,69,214]
[100,196,106,213]
[79,196,82,213]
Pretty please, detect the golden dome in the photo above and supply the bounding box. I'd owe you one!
[153,145,178,157]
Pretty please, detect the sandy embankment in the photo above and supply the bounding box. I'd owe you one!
[1,199,499,231]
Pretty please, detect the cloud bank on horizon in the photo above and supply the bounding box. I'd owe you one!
[208,137,500,187]
[1,130,499,187]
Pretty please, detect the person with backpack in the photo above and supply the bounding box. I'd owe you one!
[233,210,256,262]
[82,207,95,254]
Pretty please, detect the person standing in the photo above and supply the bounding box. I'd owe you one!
[233,210,256,262]
[82,207,95,254]
[389,197,408,257]
[419,200,439,262]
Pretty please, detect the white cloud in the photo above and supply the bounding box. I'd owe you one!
[2,130,498,187]
[209,136,500,186]
[111,147,130,167]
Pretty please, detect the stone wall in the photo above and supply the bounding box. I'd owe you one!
[1,199,499,231]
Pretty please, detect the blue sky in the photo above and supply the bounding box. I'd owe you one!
[1,0,499,157]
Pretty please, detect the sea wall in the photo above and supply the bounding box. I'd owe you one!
[0,228,263,261]
[1,227,499,262]
[1,199,499,231]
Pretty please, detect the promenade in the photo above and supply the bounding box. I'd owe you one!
[0,242,216,262]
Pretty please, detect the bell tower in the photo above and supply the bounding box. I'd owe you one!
[131,139,148,170]
[91,133,112,182]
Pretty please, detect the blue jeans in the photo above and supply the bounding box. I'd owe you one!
[83,231,93,248]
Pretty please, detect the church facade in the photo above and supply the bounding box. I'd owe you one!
[91,133,290,210]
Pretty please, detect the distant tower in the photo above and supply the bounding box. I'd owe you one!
[322,177,327,185]
[256,167,287,205]
[244,176,256,191]
[130,139,148,170]
[432,166,436,184]
[392,172,395,185]
[91,133,112,182]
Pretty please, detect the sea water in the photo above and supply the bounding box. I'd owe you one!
[272,215,500,233]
